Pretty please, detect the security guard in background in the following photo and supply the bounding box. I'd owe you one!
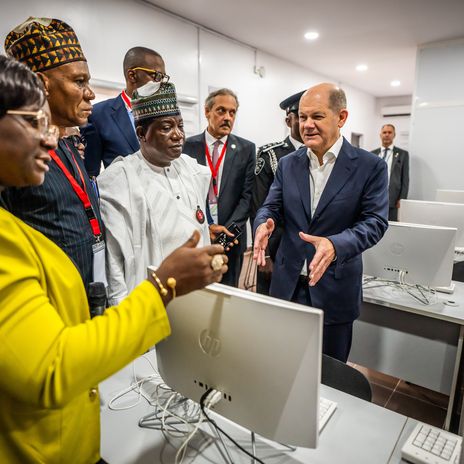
[250,91,305,295]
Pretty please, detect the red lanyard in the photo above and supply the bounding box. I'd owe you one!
[205,141,227,196]
[48,148,102,237]
[121,90,132,110]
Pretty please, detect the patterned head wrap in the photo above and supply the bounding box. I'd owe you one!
[132,81,181,123]
[4,17,86,73]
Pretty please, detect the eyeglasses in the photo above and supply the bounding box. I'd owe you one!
[66,134,87,150]
[6,109,59,143]
[130,67,170,84]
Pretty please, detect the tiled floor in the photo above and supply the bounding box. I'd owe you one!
[350,363,448,427]
[238,251,450,428]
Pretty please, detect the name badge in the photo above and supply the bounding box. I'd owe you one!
[92,239,108,287]
[209,202,218,225]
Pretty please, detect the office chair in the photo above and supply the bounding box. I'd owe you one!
[321,354,372,402]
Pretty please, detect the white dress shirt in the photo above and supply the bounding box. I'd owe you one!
[308,135,343,215]
[380,144,394,180]
[289,134,304,151]
[205,130,228,192]
[301,135,343,275]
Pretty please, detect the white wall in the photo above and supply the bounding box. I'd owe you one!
[409,38,464,200]
[2,0,379,149]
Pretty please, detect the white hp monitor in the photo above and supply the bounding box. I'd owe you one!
[436,189,464,204]
[362,222,456,287]
[155,283,323,448]
[399,199,464,249]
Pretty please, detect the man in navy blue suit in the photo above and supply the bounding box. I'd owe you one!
[82,47,167,176]
[253,83,389,362]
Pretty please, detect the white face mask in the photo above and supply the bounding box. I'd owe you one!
[136,80,161,97]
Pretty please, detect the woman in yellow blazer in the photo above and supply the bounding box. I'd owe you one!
[0,56,227,464]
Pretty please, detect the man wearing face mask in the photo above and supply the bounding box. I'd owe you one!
[183,88,256,287]
[98,81,211,305]
[81,46,167,176]
[3,17,103,295]
[250,90,305,295]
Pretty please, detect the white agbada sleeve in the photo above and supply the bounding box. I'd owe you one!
[98,156,146,305]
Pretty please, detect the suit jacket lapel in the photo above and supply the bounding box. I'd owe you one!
[197,132,207,166]
[313,139,356,218]
[294,149,311,221]
[58,140,81,180]
[219,135,237,197]
[111,96,139,152]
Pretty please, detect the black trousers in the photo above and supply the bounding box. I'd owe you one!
[256,269,272,295]
[292,276,353,363]
[389,206,398,221]
[220,245,244,287]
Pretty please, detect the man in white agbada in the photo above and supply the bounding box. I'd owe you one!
[98,81,215,304]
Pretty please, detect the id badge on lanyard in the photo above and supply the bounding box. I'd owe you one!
[49,147,108,287]
[209,201,219,225]
[92,238,108,287]
[205,141,227,225]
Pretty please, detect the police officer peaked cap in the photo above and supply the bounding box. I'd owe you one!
[279,90,305,114]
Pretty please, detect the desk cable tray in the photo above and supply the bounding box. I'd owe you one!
[362,275,440,305]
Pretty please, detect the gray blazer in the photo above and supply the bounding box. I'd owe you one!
[371,146,409,207]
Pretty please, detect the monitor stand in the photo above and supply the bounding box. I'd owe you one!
[139,408,298,463]
[434,282,456,294]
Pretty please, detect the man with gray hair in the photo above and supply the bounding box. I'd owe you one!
[183,88,255,287]
[253,83,389,362]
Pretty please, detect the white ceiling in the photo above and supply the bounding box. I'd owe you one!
[144,0,464,98]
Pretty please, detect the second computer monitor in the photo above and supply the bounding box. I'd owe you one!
[155,283,323,449]
[362,222,456,287]
[399,199,464,248]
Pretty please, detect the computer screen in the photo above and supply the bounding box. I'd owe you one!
[436,189,464,205]
[399,199,464,248]
[155,283,323,448]
[362,222,456,287]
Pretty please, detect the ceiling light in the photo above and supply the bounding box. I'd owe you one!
[304,31,319,41]
[390,80,401,87]
[356,64,368,72]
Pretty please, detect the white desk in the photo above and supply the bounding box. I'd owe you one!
[100,354,409,464]
[350,280,464,431]
[388,418,420,464]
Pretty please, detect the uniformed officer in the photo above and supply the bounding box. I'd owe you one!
[250,90,305,295]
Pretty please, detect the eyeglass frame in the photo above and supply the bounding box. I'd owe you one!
[129,67,170,84]
[6,109,59,142]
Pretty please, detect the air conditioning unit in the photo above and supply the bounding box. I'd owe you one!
[381,105,411,117]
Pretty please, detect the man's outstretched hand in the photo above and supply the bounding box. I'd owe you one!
[253,219,275,266]
[299,232,335,286]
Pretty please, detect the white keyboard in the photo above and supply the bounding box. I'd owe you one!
[401,422,462,464]
[319,397,337,432]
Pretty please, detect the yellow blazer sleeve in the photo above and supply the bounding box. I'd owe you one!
[0,214,171,409]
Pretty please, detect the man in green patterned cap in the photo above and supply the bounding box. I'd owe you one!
[97,81,212,305]
[3,17,103,296]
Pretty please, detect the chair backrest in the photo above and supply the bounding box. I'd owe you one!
[321,354,372,402]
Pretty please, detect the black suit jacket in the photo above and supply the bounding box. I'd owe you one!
[81,95,139,176]
[183,131,256,255]
[371,146,409,207]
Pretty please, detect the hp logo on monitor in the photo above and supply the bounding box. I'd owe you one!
[199,329,221,357]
